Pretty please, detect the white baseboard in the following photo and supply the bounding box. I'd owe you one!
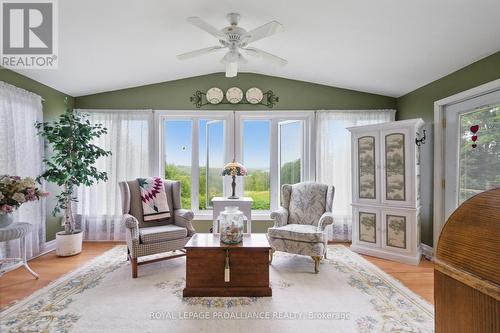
[420,243,434,261]
[350,244,422,266]
[27,239,56,261]
[82,240,125,242]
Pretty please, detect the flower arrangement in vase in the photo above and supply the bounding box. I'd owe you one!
[221,161,247,199]
[0,175,48,228]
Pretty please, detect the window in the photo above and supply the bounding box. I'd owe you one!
[458,104,500,204]
[159,111,313,217]
[164,120,192,208]
[243,120,271,210]
[279,120,303,194]
[199,120,224,209]
[238,112,313,213]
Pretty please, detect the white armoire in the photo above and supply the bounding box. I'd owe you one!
[348,119,424,265]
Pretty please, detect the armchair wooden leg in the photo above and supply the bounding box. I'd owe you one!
[131,258,138,278]
[312,256,322,274]
[269,248,275,264]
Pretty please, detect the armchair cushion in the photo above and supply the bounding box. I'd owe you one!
[268,224,325,243]
[139,225,187,244]
[288,182,328,226]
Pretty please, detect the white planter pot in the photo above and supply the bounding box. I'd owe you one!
[56,230,83,257]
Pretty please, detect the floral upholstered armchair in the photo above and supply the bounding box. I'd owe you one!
[119,179,195,278]
[268,182,334,273]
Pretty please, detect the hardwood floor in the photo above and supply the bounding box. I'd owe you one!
[360,252,434,304]
[0,241,434,310]
[0,242,119,309]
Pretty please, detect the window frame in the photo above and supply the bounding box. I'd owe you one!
[236,111,315,215]
[154,110,315,219]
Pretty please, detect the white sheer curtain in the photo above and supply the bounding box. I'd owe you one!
[75,110,153,240]
[0,81,45,259]
[316,110,395,241]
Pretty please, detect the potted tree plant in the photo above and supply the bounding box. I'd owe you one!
[36,99,110,256]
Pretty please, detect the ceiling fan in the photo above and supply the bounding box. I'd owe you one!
[177,13,287,77]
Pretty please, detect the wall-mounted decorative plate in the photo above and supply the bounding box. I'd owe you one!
[245,87,263,104]
[206,87,224,104]
[226,87,243,104]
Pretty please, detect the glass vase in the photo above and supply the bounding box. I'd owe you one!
[0,213,14,228]
[219,206,244,244]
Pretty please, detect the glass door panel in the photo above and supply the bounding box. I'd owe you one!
[458,105,500,204]
[200,120,224,209]
[444,90,500,220]
[278,120,303,196]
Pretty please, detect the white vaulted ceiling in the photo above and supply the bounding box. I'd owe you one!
[12,0,500,97]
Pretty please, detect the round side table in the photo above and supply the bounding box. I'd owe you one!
[0,222,39,279]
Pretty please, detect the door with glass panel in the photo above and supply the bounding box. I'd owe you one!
[278,120,303,195]
[443,90,500,220]
[203,120,224,209]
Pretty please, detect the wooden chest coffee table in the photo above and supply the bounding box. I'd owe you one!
[183,233,272,297]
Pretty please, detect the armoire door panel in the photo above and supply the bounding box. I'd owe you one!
[381,209,413,254]
[353,206,380,248]
[352,131,381,205]
[381,128,414,207]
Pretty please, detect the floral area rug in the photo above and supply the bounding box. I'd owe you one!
[0,244,434,333]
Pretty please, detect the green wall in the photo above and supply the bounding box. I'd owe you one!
[397,52,500,122]
[75,72,397,236]
[0,69,74,241]
[75,72,396,110]
[396,51,500,246]
[5,52,499,246]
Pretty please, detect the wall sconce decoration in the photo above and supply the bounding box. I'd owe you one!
[470,125,479,148]
[415,130,426,146]
[190,87,279,108]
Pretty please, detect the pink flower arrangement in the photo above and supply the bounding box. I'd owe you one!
[0,175,49,215]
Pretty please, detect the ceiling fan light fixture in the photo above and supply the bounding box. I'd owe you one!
[177,13,287,77]
[226,62,238,77]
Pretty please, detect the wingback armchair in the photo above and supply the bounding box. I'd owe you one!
[119,179,195,278]
[268,182,334,273]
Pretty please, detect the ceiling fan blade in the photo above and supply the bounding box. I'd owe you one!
[243,21,284,44]
[242,47,288,66]
[177,46,225,60]
[225,62,238,78]
[187,17,225,40]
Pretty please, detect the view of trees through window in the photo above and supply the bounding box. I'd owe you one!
[458,104,500,204]
[200,120,224,210]
[280,121,302,197]
[164,120,192,209]
[243,120,271,210]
